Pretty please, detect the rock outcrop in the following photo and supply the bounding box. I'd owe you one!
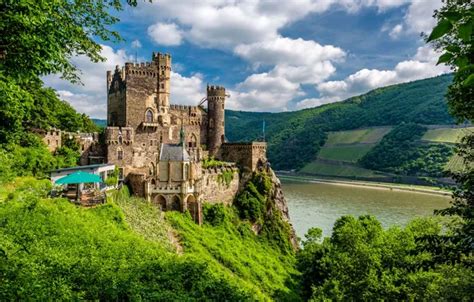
[267,168,299,250]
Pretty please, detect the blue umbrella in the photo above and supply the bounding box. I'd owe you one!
[56,171,102,184]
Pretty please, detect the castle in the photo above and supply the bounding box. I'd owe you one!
[102,52,267,222]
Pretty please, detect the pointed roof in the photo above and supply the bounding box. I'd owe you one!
[159,143,190,161]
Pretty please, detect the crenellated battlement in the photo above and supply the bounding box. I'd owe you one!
[207,85,226,97]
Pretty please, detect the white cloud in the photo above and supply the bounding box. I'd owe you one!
[43,45,131,118]
[170,71,204,105]
[230,36,345,110]
[148,22,183,46]
[136,0,410,50]
[389,24,403,38]
[385,0,442,38]
[311,45,450,107]
[131,39,142,48]
[404,0,442,34]
[226,71,304,111]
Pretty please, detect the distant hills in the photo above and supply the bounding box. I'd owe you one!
[226,74,456,171]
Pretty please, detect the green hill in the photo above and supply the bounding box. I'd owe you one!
[226,74,455,170]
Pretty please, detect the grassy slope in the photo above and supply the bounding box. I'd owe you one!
[422,127,474,143]
[1,179,298,300]
[318,145,375,162]
[301,124,472,179]
[325,127,392,146]
[166,211,300,301]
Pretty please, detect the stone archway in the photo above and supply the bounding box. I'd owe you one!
[153,194,167,211]
[186,195,199,222]
[171,195,181,211]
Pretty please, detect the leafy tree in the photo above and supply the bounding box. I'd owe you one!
[427,0,474,259]
[297,215,473,301]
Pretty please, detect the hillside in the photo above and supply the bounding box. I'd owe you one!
[0,173,299,300]
[300,125,473,184]
[226,74,454,170]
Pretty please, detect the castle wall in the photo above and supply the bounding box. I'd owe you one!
[42,129,61,152]
[128,173,146,196]
[199,167,239,205]
[219,142,267,172]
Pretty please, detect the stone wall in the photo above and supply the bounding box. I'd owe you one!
[128,173,146,196]
[219,142,267,172]
[199,167,239,205]
[42,129,61,152]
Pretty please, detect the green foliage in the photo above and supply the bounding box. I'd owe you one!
[359,123,454,177]
[428,1,473,122]
[234,172,294,254]
[0,179,251,301]
[217,170,234,187]
[226,75,455,170]
[166,208,300,300]
[202,203,228,226]
[427,1,474,262]
[235,180,266,223]
[297,215,474,301]
[202,156,227,168]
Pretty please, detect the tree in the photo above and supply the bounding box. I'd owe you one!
[427,0,473,258]
[297,216,473,301]
[1,0,146,83]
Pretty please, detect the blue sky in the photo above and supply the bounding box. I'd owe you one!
[44,0,449,119]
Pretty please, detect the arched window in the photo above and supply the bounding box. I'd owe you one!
[145,109,154,123]
[118,135,123,144]
[171,196,181,211]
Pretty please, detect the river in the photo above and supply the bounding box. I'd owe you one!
[281,179,451,239]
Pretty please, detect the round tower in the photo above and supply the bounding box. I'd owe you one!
[207,85,226,156]
[153,52,172,126]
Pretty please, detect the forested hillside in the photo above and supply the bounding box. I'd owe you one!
[226,74,455,170]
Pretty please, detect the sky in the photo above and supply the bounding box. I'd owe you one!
[43,0,451,119]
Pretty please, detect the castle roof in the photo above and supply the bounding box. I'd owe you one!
[159,143,190,161]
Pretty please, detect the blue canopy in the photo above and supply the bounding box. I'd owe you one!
[56,171,102,184]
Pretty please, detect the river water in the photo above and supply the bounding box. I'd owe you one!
[281,179,451,239]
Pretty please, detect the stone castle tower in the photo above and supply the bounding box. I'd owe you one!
[206,85,226,156]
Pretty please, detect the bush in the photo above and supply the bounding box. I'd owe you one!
[202,203,227,226]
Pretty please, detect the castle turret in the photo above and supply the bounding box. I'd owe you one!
[153,52,172,126]
[207,85,226,156]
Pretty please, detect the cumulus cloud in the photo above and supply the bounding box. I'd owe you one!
[136,0,410,50]
[43,45,130,118]
[385,0,442,38]
[230,36,345,110]
[170,71,204,105]
[148,22,184,46]
[295,45,451,109]
[227,72,303,111]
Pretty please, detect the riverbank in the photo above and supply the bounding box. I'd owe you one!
[278,173,453,197]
